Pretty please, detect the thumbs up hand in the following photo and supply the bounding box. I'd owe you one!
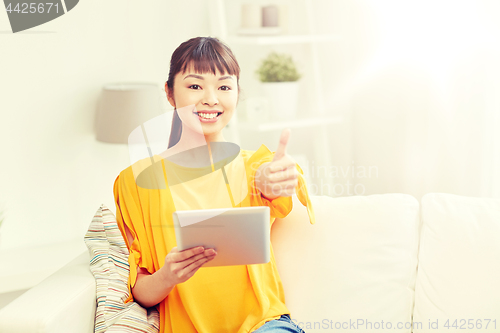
[255,128,299,200]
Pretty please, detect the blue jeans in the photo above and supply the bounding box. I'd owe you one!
[253,314,306,333]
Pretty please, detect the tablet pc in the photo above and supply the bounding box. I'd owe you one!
[172,206,271,267]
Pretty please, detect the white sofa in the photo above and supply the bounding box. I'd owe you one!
[0,193,499,333]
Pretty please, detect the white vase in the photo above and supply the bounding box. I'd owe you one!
[261,81,300,120]
[241,4,261,29]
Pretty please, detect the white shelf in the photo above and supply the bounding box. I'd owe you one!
[238,115,342,132]
[227,33,342,45]
[212,0,342,192]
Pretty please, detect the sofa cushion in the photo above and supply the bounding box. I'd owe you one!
[84,204,159,333]
[271,193,420,332]
[413,193,500,333]
[0,251,96,333]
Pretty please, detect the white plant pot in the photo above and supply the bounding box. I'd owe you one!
[261,81,300,120]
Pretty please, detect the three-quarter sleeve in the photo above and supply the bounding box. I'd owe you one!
[246,144,316,224]
[113,172,152,304]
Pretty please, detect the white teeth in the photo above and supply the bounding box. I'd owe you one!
[198,113,219,119]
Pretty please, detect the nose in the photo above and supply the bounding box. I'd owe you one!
[202,88,218,106]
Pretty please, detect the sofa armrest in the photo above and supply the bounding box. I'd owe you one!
[0,250,96,333]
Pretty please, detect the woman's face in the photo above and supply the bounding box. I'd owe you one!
[166,64,238,141]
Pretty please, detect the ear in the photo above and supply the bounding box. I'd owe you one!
[165,82,175,108]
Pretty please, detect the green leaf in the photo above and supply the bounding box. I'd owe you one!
[255,52,301,82]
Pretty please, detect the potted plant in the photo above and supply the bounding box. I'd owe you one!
[255,52,301,120]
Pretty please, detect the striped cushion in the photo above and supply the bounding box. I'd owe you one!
[84,204,159,333]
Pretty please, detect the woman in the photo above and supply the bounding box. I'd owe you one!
[113,36,315,333]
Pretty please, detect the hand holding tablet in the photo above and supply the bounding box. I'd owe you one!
[161,246,218,285]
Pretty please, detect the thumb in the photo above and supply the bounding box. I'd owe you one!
[272,128,291,162]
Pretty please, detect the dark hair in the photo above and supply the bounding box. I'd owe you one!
[167,37,241,148]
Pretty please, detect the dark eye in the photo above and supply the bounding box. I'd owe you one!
[189,84,201,90]
[220,86,231,91]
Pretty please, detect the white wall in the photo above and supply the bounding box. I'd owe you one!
[0,0,212,250]
[346,0,500,200]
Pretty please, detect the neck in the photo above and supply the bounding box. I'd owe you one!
[174,122,226,151]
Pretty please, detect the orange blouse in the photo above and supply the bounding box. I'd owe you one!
[113,143,315,333]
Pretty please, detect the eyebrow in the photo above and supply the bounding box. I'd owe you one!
[183,74,234,81]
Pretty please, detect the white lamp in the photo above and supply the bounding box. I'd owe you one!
[95,82,165,144]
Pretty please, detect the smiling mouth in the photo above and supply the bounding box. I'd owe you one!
[193,111,223,119]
